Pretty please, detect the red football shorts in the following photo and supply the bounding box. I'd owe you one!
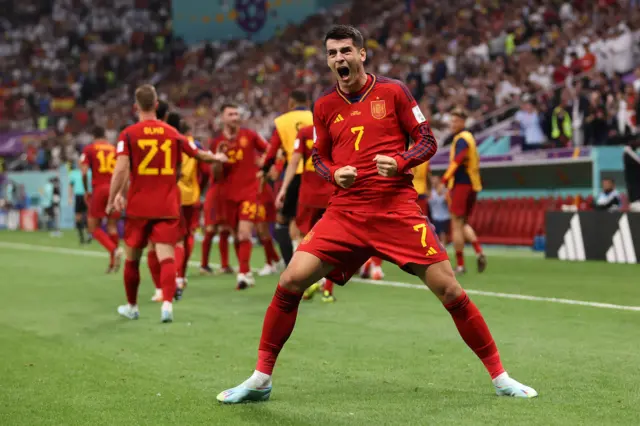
[180,204,201,236]
[296,204,326,235]
[204,188,226,227]
[449,184,477,217]
[125,217,182,249]
[297,207,449,285]
[259,185,276,223]
[89,184,119,219]
[221,199,264,229]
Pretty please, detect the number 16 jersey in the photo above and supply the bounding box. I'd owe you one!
[80,139,117,188]
[117,119,198,219]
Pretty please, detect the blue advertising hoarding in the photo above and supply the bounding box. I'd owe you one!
[173,0,345,44]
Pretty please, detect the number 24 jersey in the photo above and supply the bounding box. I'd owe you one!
[116,119,198,219]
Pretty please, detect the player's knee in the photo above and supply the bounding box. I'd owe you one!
[205,225,214,233]
[278,268,307,293]
[440,280,463,304]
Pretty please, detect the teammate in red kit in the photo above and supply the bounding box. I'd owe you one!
[201,105,235,276]
[107,84,226,323]
[80,126,123,272]
[276,123,336,302]
[168,113,210,301]
[255,176,283,277]
[217,25,537,403]
[208,103,270,289]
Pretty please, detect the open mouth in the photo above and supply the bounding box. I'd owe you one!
[337,65,350,81]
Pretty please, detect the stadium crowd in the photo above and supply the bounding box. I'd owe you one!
[3,0,640,171]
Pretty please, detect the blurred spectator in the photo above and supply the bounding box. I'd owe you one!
[593,178,621,211]
[551,95,573,147]
[514,95,546,151]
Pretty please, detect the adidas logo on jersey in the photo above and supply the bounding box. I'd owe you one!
[426,246,438,256]
[334,114,344,123]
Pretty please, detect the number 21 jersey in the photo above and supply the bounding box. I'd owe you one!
[117,119,198,218]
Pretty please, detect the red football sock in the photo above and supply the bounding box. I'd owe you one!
[445,291,505,379]
[160,258,177,303]
[256,284,303,375]
[184,234,195,277]
[220,230,230,268]
[261,237,280,264]
[123,259,140,305]
[324,279,334,294]
[147,250,162,289]
[456,251,465,268]
[93,228,116,254]
[238,240,252,274]
[371,256,382,266]
[201,231,214,267]
[472,240,483,255]
[175,244,185,279]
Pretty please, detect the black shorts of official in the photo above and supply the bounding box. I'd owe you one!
[281,174,301,219]
[75,194,87,214]
[432,219,451,236]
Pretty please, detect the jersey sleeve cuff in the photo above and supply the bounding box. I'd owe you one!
[328,165,340,185]
[393,154,410,174]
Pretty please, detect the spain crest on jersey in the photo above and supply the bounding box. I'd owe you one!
[371,100,386,120]
[239,136,249,148]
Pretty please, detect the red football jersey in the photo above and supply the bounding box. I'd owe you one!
[116,119,198,218]
[313,74,437,211]
[295,125,333,208]
[210,128,267,202]
[81,140,116,188]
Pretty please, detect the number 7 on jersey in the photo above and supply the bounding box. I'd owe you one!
[351,126,364,151]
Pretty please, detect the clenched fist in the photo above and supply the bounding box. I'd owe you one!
[334,166,357,189]
[373,155,398,177]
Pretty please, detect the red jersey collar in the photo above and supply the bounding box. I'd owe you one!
[336,73,376,105]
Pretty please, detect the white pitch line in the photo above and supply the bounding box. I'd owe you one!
[1,241,639,312]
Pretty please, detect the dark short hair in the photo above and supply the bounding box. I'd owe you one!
[220,103,238,113]
[289,89,308,105]
[166,112,182,130]
[324,25,364,49]
[180,120,191,134]
[92,126,105,139]
[156,101,169,120]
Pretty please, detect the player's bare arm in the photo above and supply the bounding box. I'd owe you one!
[106,155,130,214]
[276,150,303,209]
[195,149,228,164]
[80,162,90,203]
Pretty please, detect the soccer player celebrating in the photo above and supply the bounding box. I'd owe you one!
[167,113,209,300]
[441,108,486,274]
[208,103,269,289]
[107,84,226,322]
[261,90,314,265]
[276,122,336,302]
[80,126,123,272]
[217,25,537,403]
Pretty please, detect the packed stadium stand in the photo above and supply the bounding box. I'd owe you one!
[2,0,640,245]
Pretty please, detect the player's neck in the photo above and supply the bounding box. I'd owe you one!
[338,72,369,94]
[223,126,238,139]
[138,112,157,122]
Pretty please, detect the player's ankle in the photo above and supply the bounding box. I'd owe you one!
[244,370,272,388]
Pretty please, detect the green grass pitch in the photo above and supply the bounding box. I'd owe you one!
[1,231,639,425]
